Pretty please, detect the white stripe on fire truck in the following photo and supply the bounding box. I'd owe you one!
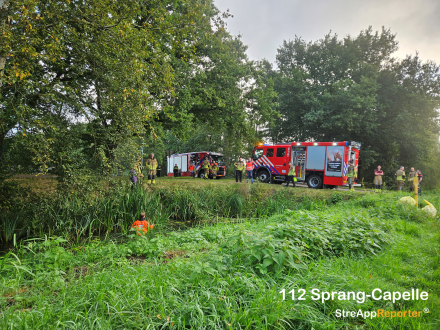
[259,157,270,168]
[260,157,279,174]
[262,155,274,167]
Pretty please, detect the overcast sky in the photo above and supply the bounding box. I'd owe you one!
[214,0,440,65]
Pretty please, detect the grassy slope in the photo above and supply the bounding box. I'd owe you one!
[1,180,439,329]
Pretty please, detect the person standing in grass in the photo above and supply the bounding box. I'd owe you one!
[173,164,179,177]
[374,165,383,191]
[408,167,417,192]
[202,156,210,179]
[417,170,423,196]
[130,157,143,186]
[131,212,154,236]
[284,161,296,188]
[234,158,245,183]
[245,158,254,184]
[346,160,356,190]
[395,166,405,191]
[211,162,219,179]
[129,166,138,188]
[145,153,158,184]
[189,164,195,178]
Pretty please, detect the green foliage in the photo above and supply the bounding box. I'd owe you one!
[0,0,221,178]
[0,189,439,328]
[226,193,245,217]
[126,233,163,258]
[269,27,440,187]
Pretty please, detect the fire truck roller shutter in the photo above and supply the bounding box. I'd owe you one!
[181,155,188,172]
[174,156,181,172]
[167,156,173,174]
[325,146,344,177]
[306,146,326,170]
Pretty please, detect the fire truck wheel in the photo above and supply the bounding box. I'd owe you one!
[257,170,270,183]
[307,175,323,189]
[198,171,205,179]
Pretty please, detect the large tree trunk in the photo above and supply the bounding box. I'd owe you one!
[0,0,10,88]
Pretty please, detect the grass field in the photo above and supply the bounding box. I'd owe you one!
[1,177,439,329]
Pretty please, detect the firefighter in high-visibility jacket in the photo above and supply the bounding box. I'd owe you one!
[346,160,357,190]
[189,164,195,178]
[202,156,210,179]
[395,166,405,191]
[246,158,254,184]
[234,158,245,183]
[211,162,219,179]
[145,153,158,184]
[408,167,416,192]
[285,161,296,187]
[374,165,383,191]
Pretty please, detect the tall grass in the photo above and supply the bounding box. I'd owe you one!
[1,183,349,245]
[1,191,439,329]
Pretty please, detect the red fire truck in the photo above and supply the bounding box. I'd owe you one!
[252,141,361,188]
[167,151,226,179]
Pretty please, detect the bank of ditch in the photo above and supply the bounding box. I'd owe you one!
[0,190,439,329]
[0,179,353,248]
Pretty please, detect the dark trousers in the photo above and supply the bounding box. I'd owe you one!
[375,185,382,190]
[173,170,178,177]
[285,175,295,187]
[235,170,242,182]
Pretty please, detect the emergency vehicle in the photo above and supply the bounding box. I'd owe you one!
[252,141,361,188]
[167,151,226,179]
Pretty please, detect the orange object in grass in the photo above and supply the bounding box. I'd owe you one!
[131,220,153,235]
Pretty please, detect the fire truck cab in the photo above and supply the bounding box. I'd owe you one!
[167,151,226,179]
[252,141,361,188]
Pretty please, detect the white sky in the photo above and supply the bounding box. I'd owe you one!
[214,0,440,65]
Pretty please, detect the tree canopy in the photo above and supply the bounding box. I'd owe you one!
[1,0,439,190]
[269,27,440,186]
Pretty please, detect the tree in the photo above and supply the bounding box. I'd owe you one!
[270,27,440,186]
[0,0,215,179]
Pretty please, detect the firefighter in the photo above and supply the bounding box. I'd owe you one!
[211,162,219,179]
[129,166,138,188]
[417,169,423,196]
[173,164,179,177]
[395,166,405,191]
[246,158,254,184]
[189,164,195,178]
[374,165,383,191]
[131,212,154,236]
[346,160,357,190]
[202,156,210,179]
[408,167,417,192]
[145,153,158,184]
[234,158,245,183]
[135,157,144,184]
[285,161,296,187]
